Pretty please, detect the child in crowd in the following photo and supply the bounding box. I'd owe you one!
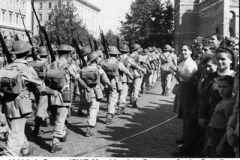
[209,75,235,157]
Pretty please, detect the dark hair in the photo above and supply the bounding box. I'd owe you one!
[216,46,236,69]
[218,75,234,87]
[201,55,217,65]
[181,44,192,52]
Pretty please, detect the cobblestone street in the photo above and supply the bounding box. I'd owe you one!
[0,80,181,157]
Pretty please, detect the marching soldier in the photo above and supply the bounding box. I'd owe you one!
[102,46,132,124]
[80,51,112,136]
[159,45,177,96]
[128,44,145,108]
[44,44,89,153]
[0,40,58,156]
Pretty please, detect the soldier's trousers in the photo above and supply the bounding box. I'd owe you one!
[119,82,128,107]
[141,74,150,91]
[152,70,158,84]
[87,98,100,127]
[35,95,49,122]
[107,89,119,115]
[161,71,173,90]
[129,77,142,100]
[52,106,68,145]
[3,118,29,156]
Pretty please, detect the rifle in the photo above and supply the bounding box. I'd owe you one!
[88,36,93,51]
[100,30,109,59]
[31,2,55,62]
[94,39,98,51]
[12,27,19,41]
[76,31,82,46]
[117,37,120,50]
[19,10,37,61]
[129,38,132,54]
[72,38,87,67]
[0,30,13,64]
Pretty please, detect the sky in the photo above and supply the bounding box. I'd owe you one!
[88,0,174,34]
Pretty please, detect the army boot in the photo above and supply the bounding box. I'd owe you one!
[85,126,95,137]
[132,98,138,108]
[106,114,113,125]
[161,86,166,96]
[32,122,41,136]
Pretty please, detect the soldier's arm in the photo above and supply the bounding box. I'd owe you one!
[98,67,112,87]
[118,62,132,77]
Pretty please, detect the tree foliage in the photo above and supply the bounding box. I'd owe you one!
[105,29,119,47]
[45,0,93,46]
[120,0,174,48]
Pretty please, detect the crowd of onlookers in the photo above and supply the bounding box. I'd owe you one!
[171,34,239,158]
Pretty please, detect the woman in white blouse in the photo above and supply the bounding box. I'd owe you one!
[171,44,198,143]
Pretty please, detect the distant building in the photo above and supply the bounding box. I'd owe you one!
[32,0,101,38]
[174,0,239,54]
[0,0,32,41]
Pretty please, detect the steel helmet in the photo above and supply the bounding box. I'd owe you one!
[142,49,149,55]
[57,44,72,53]
[87,51,100,63]
[163,44,172,51]
[147,47,153,52]
[10,40,32,54]
[37,46,48,56]
[131,44,140,51]
[120,44,130,53]
[81,47,91,57]
[108,46,120,55]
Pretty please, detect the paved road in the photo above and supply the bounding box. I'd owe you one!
[0,79,181,157]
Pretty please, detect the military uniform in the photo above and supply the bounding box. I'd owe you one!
[0,41,57,156]
[81,51,111,136]
[102,47,132,124]
[45,44,89,153]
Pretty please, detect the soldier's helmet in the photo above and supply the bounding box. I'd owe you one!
[108,46,120,55]
[81,47,91,57]
[57,44,72,54]
[120,44,130,53]
[147,47,153,52]
[10,40,32,54]
[88,51,100,63]
[131,44,140,51]
[163,44,172,52]
[142,48,149,55]
[5,40,14,51]
[37,46,48,56]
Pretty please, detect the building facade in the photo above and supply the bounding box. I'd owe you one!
[32,0,100,38]
[174,0,239,54]
[0,0,32,41]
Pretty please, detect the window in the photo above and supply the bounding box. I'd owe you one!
[39,14,42,21]
[10,0,12,4]
[39,2,42,9]
[23,2,25,9]
[16,14,18,24]
[49,2,52,9]
[9,12,12,23]
[16,0,19,7]
[22,34,24,39]
[2,11,5,21]
[48,14,51,20]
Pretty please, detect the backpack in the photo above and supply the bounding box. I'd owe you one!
[0,63,28,95]
[44,61,69,90]
[81,66,99,86]
[28,61,47,79]
[102,60,119,78]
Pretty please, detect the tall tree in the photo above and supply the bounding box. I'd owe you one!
[45,0,92,45]
[105,29,119,47]
[120,0,174,48]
